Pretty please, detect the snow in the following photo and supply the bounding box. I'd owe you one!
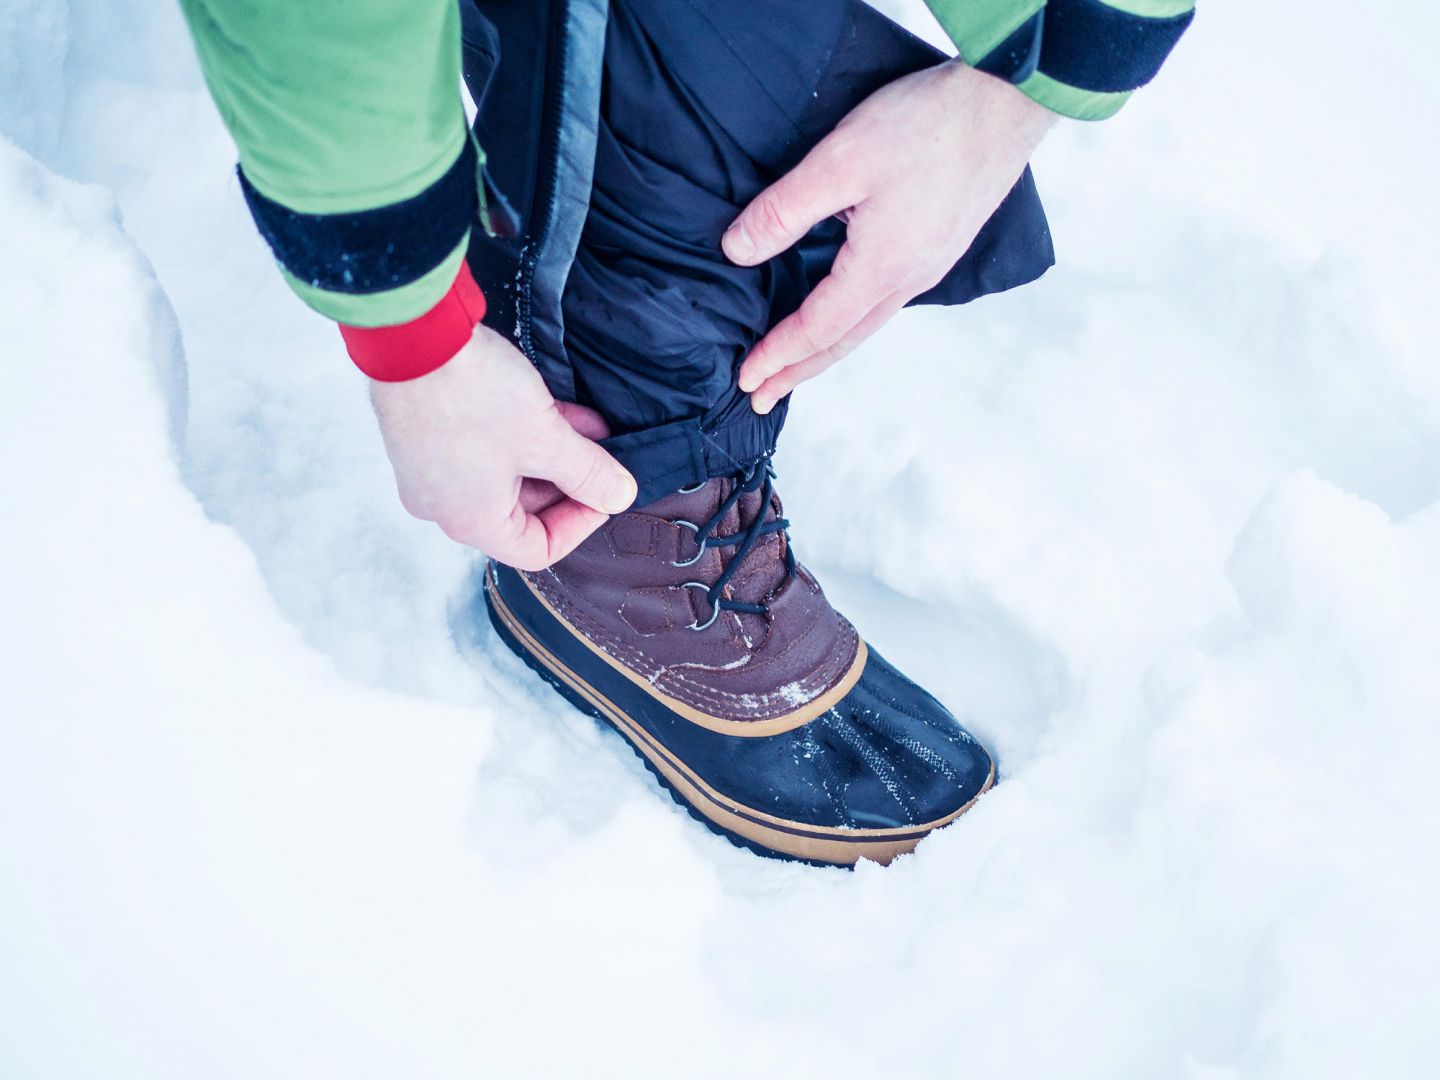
[2,1,1438,1077]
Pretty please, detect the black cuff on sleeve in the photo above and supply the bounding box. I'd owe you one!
[237,137,478,295]
[1038,0,1195,94]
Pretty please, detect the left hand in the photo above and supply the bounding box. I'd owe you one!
[722,60,1056,414]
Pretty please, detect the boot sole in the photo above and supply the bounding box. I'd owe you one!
[483,562,994,867]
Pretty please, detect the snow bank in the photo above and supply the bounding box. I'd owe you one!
[2,1,1438,1078]
[0,0,67,158]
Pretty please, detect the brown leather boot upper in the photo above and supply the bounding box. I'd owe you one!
[523,470,861,725]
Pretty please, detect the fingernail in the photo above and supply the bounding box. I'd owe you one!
[723,221,755,263]
[605,470,638,513]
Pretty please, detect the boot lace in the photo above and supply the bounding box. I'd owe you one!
[670,461,797,631]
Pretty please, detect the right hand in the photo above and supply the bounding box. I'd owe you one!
[369,324,637,570]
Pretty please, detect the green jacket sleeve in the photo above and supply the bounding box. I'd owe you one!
[178,0,474,327]
[924,0,1195,120]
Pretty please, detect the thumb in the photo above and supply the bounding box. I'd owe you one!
[531,419,638,515]
[722,140,863,267]
[554,400,611,442]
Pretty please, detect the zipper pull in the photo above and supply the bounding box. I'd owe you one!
[471,130,522,240]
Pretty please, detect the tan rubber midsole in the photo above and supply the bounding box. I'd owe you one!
[487,565,994,866]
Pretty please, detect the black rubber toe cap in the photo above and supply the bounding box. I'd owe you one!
[789,648,994,828]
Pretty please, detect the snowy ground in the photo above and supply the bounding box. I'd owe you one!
[3,2,1438,1077]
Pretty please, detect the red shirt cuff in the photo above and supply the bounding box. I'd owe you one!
[337,261,487,382]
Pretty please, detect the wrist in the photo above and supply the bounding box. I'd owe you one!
[339,260,487,382]
[945,57,1056,127]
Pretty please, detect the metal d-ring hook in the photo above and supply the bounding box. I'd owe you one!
[668,519,707,568]
[681,581,721,631]
[677,480,707,494]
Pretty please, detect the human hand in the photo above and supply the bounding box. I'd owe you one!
[369,325,636,570]
[723,60,1056,414]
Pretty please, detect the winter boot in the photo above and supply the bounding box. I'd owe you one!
[481,462,995,866]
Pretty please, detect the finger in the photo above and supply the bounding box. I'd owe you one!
[750,289,908,415]
[722,140,864,267]
[534,498,611,566]
[526,418,638,514]
[489,499,610,571]
[519,477,565,514]
[554,400,611,442]
[737,264,874,393]
[439,492,606,571]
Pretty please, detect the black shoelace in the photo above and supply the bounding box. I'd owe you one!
[670,461,796,631]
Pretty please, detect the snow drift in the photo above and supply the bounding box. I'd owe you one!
[2,1,1438,1077]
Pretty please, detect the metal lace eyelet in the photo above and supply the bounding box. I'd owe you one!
[680,581,721,631]
[668,519,706,568]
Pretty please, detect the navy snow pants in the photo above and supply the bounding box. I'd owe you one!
[462,0,1054,506]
